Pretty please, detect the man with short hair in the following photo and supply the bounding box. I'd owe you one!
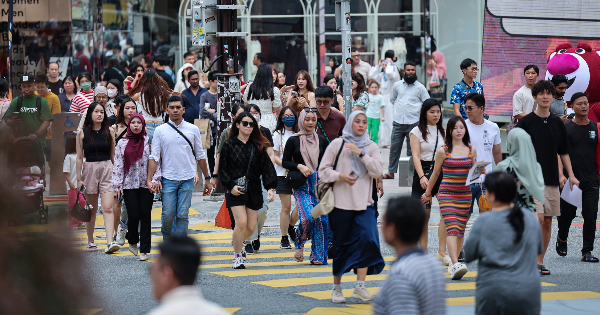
[334,48,372,82]
[148,236,227,315]
[153,55,175,89]
[383,61,429,179]
[512,65,539,123]
[315,86,346,142]
[47,62,63,95]
[517,80,579,276]
[34,73,61,162]
[373,196,446,315]
[198,71,219,178]
[550,74,568,119]
[182,70,208,124]
[556,92,599,263]
[3,74,53,148]
[148,96,212,238]
[184,52,196,65]
[253,53,265,67]
[451,58,484,118]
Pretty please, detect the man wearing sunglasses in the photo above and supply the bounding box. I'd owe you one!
[450,58,484,118]
[315,86,346,143]
[333,48,372,82]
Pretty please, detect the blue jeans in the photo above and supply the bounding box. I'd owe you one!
[146,122,163,144]
[469,183,486,214]
[161,178,194,238]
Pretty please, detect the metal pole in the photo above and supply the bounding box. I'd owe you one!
[340,0,352,119]
[318,0,326,85]
[7,0,13,98]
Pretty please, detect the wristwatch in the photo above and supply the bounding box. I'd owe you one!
[359,150,365,158]
[204,176,211,181]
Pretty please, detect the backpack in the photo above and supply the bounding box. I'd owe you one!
[16,95,42,119]
[72,54,82,77]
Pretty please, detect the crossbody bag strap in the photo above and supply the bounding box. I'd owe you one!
[167,122,196,158]
[246,144,254,177]
[317,121,331,144]
[430,128,439,171]
[330,139,345,188]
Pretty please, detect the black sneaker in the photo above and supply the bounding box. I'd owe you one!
[245,242,254,255]
[253,235,260,251]
[288,225,297,243]
[281,236,292,249]
[458,250,465,262]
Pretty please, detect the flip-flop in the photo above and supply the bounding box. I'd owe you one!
[538,264,551,275]
[382,173,394,179]
[294,249,304,262]
[582,253,599,263]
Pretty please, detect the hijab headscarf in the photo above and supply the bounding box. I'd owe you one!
[294,109,320,171]
[123,113,147,175]
[176,63,195,86]
[494,127,545,203]
[341,110,373,179]
[432,51,447,79]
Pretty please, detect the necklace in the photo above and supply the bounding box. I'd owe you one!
[542,116,549,124]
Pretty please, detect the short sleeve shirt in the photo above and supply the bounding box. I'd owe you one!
[410,125,445,160]
[316,109,346,142]
[564,120,597,182]
[465,119,502,174]
[366,94,385,119]
[37,91,61,139]
[272,129,295,176]
[450,79,484,118]
[4,95,53,140]
[512,85,536,116]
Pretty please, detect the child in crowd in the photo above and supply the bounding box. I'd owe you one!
[366,80,385,144]
[14,166,43,190]
[63,132,85,229]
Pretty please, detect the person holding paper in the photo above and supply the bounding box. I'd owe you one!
[556,92,599,263]
[517,80,579,275]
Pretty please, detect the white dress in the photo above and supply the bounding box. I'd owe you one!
[243,84,281,132]
[369,63,400,146]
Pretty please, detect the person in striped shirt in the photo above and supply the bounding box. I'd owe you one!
[70,73,95,113]
[374,196,446,315]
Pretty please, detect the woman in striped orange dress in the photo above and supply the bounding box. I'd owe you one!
[422,116,477,280]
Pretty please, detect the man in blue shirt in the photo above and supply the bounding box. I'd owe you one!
[182,70,207,124]
[450,58,484,118]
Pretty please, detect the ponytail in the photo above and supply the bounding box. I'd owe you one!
[508,201,524,244]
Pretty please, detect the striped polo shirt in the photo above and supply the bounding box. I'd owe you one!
[69,90,95,113]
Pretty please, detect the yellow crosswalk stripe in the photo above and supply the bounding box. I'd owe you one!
[223,308,240,314]
[446,290,600,306]
[213,266,393,277]
[305,304,371,314]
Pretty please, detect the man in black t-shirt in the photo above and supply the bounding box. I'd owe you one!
[517,80,579,275]
[556,92,599,263]
[153,54,175,89]
[47,62,63,95]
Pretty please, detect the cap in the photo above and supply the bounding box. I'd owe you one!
[19,73,35,83]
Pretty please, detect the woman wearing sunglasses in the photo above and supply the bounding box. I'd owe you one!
[218,112,278,269]
[283,107,329,264]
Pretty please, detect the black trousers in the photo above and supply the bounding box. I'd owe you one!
[123,188,154,254]
[557,180,599,254]
[207,143,216,177]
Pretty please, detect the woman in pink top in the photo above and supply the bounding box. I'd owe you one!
[318,110,384,304]
[70,73,95,113]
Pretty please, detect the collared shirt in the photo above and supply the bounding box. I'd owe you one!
[336,59,372,82]
[450,79,484,118]
[146,285,228,315]
[316,109,346,142]
[389,80,429,125]
[182,87,208,124]
[150,120,207,181]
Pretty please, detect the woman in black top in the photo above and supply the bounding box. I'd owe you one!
[219,112,277,269]
[282,108,329,264]
[76,102,118,254]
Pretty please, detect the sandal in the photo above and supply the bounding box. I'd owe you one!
[86,243,98,251]
[310,260,324,265]
[538,264,551,275]
[581,252,599,263]
[556,237,567,257]
[294,249,304,262]
[382,173,394,179]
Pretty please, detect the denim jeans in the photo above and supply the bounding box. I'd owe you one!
[388,122,418,174]
[161,177,194,238]
[469,183,486,214]
[146,122,163,144]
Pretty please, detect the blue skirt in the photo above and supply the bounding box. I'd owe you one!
[330,205,384,277]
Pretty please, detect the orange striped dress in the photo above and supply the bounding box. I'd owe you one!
[438,145,473,236]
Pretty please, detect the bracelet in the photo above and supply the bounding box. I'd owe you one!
[204,176,211,181]
[419,175,425,179]
[425,193,431,197]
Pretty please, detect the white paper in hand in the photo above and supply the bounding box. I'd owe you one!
[560,179,582,208]
[466,162,491,186]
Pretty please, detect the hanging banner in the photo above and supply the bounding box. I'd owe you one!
[0,0,72,22]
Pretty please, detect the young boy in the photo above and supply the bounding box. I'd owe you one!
[366,80,385,144]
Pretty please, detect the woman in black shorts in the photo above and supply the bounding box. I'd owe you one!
[219,112,277,269]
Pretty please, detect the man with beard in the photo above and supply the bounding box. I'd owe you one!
[383,61,429,180]
[550,74,569,120]
[450,58,484,118]
[182,70,208,124]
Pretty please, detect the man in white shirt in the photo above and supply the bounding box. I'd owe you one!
[334,48,372,82]
[369,50,401,146]
[383,61,430,179]
[148,96,212,238]
[148,236,228,315]
[512,65,539,125]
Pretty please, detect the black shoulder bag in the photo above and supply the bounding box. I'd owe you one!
[422,128,439,178]
[71,189,92,222]
[167,122,196,158]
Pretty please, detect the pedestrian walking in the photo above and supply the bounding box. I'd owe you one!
[124,63,145,93]
[315,86,346,142]
[243,63,282,132]
[147,96,212,239]
[450,58,484,118]
[63,132,84,229]
[128,69,173,142]
[272,106,299,249]
[199,71,219,184]
[174,63,196,93]
[34,73,61,163]
[218,112,277,269]
[409,99,445,257]
[365,80,385,144]
[550,74,569,119]
[422,116,477,280]
[351,73,369,111]
[58,76,77,113]
[319,110,385,303]
[70,72,95,114]
[510,65,539,131]
[76,102,119,253]
[374,196,446,315]
[113,114,161,261]
[181,70,208,124]
[46,61,63,95]
[78,86,111,130]
[368,50,400,147]
[464,172,543,315]
[286,70,317,112]
[212,103,246,188]
[282,108,329,264]
[323,74,344,113]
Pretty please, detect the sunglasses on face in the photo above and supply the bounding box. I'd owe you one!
[465,106,481,111]
[241,121,256,128]
[303,107,318,112]
[316,99,331,105]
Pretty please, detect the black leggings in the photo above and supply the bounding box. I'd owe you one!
[123,188,153,253]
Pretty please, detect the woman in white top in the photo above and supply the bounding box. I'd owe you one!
[243,63,281,132]
[174,63,199,93]
[272,106,299,249]
[409,98,448,263]
[127,69,173,142]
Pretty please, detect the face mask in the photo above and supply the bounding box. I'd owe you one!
[107,89,117,98]
[282,116,296,127]
[253,114,260,122]
[80,82,92,90]
[404,74,418,85]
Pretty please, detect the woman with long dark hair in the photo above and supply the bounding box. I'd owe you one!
[422,116,477,280]
[351,73,369,111]
[243,63,281,132]
[218,112,277,269]
[70,72,95,113]
[409,98,445,256]
[76,102,118,253]
[212,103,246,188]
[273,106,299,249]
[58,76,76,113]
[323,74,344,113]
[286,70,316,113]
[464,171,542,315]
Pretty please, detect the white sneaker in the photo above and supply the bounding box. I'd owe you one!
[129,244,139,256]
[139,253,149,261]
[436,252,452,266]
[449,263,468,280]
[104,242,121,254]
[232,256,245,269]
[116,225,126,246]
[331,288,346,303]
[351,286,374,301]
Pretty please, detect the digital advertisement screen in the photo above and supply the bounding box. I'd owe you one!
[481,0,600,116]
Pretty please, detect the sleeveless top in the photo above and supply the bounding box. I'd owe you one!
[331,94,340,111]
[440,145,472,189]
[83,127,111,162]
